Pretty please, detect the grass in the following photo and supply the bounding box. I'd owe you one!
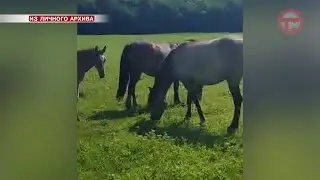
[77,33,243,180]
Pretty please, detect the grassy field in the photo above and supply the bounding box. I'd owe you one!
[77,33,243,180]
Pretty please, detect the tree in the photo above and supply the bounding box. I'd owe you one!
[77,0,243,34]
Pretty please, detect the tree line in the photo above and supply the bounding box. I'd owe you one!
[77,0,243,34]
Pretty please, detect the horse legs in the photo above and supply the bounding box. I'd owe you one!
[77,72,85,99]
[77,72,85,121]
[77,83,85,98]
[184,91,192,120]
[184,86,206,126]
[77,82,80,121]
[125,73,140,110]
[77,83,80,100]
[227,84,242,134]
[77,78,81,100]
[192,90,206,126]
[125,81,133,109]
[196,86,203,102]
[173,81,181,105]
[132,82,138,108]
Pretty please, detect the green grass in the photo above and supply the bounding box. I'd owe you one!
[77,33,243,180]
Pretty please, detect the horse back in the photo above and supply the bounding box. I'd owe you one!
[216,37,243,64]
[176,37,242,65]
[168,37,243,85]
[124,41,173,76]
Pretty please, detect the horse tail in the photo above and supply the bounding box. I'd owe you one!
[116,44,131,101]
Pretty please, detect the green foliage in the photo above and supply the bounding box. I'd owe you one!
[78,0,243,34]
[77,33,243,179]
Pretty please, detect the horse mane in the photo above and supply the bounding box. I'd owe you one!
[78,47,95,53]
[185,39,197,42]
[174,39,198,48]
[129,39,152,45]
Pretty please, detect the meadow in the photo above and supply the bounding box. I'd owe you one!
[77,33,243,180]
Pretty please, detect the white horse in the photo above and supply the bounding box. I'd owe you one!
[149,36,243,133]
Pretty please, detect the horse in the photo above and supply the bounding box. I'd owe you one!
[116,40,182,110]
[148,36,243,134]
[77,45,107,99]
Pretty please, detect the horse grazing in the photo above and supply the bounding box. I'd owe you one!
[77,45,107,99]
[116,40,181,110]
[149,36,243,134]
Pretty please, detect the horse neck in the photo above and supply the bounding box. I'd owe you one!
[153,63,174,98]
[78,50,97,71]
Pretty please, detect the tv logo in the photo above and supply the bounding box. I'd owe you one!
[278,9,303,35]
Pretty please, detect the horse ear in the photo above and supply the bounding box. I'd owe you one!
[102,46,107,53]
[94,46,99,52]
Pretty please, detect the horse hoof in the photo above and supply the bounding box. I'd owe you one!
[164,102,168,109]
[79,92,85,98]
[227,126,237,134]
[184,116,191,121]
[125,104,131,110]
[200,121,206,128]
[150,122,157,130]
[116,98,122,102]
[132,106,140,113]
[174,101,181,105]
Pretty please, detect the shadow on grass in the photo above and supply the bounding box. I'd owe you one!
[90,106,149,121]
[129,119,232,148]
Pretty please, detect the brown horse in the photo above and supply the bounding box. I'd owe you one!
[116,40,182,110]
